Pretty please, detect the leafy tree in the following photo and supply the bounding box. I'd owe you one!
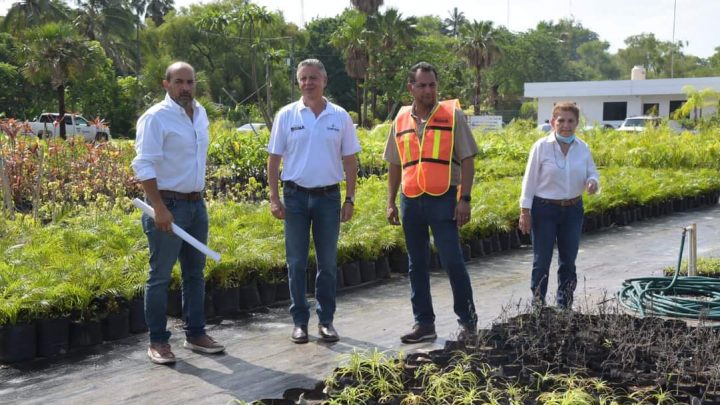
[1,0,69,34]
[20,22,105,138]
[443,7,466,38]
[457,20,501,115]
[350,0,384,15]
[73,0,137,75]
[616,33,676,78]
[331,9,369,126]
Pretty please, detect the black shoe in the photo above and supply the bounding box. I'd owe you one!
[318,323,339,342]
[291,325,308,344]
[400,324,436,344]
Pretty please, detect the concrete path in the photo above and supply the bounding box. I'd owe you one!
[2,205,720,404]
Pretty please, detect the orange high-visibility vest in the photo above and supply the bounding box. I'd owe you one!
[394,99,459,197]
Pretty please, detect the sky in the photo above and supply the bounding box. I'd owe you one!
[1,0,718,58]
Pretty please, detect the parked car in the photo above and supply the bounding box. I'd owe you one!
[26,113,111,142]
[617,116,684,133]
[236,123,267,134]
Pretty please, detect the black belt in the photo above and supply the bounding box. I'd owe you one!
[158,190,203,201]
[283,181,339,194]
[538,196,582,207]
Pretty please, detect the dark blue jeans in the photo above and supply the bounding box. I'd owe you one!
[400,189,477,327]
[142,198,208,344]
[530,196,584,308]
[283,186,341,326]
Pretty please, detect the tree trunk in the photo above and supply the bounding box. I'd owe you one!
[473,68,481,116]
[58,84,66,140]
[362,76,369,128]
[355,79,362,127]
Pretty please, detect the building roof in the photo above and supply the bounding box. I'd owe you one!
[524,77,720,98]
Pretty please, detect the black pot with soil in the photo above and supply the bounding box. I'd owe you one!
[36,317,69,357]
[341,262,362,287]
[238,279,262,310]
[102,309,130,341]
[214,286,241,316]
[0,322,37,363]
[69,319,103,349]
[128,297,148,334]
[359,260,376,283]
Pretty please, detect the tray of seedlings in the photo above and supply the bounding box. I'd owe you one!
[248,303,720,404]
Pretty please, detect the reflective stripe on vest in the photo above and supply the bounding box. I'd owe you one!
[394,99,459,197]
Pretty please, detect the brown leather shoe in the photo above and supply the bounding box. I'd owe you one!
[318,323,339,342]
[291,325,308,344]
[184,334,225,354]
[400,324,436,344]
[148,343,176,364]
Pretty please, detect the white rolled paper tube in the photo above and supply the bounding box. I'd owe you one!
[132,198,221,262]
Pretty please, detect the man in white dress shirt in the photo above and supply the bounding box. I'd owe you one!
[519,101,599,308]
[267,59,360,344]
[132,61,224,364]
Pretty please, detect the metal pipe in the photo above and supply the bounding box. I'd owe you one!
[685,223,697,276]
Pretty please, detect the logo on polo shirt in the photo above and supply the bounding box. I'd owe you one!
[290,125,305,132]
[326,123,340,132]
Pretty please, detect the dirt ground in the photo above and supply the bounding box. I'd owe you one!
[2,205,719,404]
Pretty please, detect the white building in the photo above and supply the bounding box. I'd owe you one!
[524,69,720,128]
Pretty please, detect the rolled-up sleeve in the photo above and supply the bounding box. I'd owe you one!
[131,112,164,181]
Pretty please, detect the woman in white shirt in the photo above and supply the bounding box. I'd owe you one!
[518,102,600,308]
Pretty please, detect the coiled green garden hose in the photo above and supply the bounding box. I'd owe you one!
[617,228,720,320]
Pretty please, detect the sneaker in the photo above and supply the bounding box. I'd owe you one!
[148,343,176,364]
[456,324,478,343]
[183,335,225,354]
[400,324,437,344]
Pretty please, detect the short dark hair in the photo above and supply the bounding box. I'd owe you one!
[408,62,438,83]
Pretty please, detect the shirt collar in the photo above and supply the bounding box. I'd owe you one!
[298,97,330,114]
[411,102,439,120]
[164,92,200,115]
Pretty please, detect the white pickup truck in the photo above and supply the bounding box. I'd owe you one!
[26,113,111,142]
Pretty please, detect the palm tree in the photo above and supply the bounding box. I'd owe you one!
[674,85,720,121]
[20,23,103,139]
[330,10,369,126]
[1,0,68,34]
[443,7,467,37]
[457,20,502,115]
[370,8,418,117]
[350,0,384,15]
[73,0,137,74]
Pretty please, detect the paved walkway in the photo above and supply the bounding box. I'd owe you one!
[2,205,720,404]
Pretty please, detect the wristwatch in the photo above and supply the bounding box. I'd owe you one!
[460,194,471,203]
[344,196,355,205]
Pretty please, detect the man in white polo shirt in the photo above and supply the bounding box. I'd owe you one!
[267,58,361,344]
[132,61,224,364]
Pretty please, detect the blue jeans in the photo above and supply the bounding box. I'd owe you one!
[142,198,208,343]
[283,186,341,326]
[400,188,477,327]
[530,196,584,308]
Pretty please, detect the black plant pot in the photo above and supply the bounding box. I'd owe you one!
[69,319,102,349]
[204,289,216,319]
[429,250,442,271]
[469,238,484,257]
[498,232,511,251]
[36,317,69,357]
[166,288,182,318]
[462,243,472,262]
[491,233,502,252]
[375,255,391,279]
[275,280,290,301]
[257,280,277,306]
[482,238,494,254]
[238,280,262,310]
[334,265,345,289]
[509,229,522,249]
[0,322,37,363]
[341,262,362,287]
[389,249,409,273]
[129,297,148,334]
[102,309,130,341]
[306,266,317,294]
[214,286,241,316]
[359,260,376,283]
